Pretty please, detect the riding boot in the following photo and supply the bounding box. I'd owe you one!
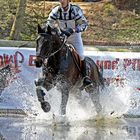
[82,59,92,86]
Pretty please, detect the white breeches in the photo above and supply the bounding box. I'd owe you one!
[67,32,85,60]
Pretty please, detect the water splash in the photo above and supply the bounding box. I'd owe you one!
[0,66,137,122]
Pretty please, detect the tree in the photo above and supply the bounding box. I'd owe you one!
[10,0,27,40]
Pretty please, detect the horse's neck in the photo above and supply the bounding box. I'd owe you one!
[47,44,70,73]
[53,44,69,62]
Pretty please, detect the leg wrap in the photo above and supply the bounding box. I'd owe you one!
[36,87,45,102]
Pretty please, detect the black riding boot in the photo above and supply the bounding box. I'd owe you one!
[82,59,92,86]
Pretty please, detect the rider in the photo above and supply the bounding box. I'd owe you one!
[46,0,92,86]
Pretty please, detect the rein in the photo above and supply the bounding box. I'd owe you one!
[37,34,82,73]
[37,35,66,61]
[45,36,66,59]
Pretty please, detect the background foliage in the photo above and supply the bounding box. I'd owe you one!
[0,0,140,45]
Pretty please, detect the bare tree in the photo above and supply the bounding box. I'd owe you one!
[10,0,27,40]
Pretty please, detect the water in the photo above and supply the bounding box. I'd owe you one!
[0,51,140,139]
[0,117,140,140]
[0,78,132,120]
[0,67,135,120]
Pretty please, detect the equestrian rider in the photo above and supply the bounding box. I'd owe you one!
[46,0,92,86]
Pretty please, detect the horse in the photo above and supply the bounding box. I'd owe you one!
[35,24,104,118]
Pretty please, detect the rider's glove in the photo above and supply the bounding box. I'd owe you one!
[61,28,74,37]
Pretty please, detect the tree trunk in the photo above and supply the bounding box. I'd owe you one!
[10,0,27,40]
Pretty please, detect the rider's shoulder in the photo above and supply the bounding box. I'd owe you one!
[51,5,60,12]
[71,4,82,11]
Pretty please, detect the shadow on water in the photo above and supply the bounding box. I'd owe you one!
[0,117,140,140]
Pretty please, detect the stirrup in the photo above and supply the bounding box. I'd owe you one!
[83,76,92,86]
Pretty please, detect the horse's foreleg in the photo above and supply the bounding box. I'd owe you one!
[60,89,69,115]
[35,77,51,112]
[35,78,46,103]
[36,86,45,102]
[36,86,51,112]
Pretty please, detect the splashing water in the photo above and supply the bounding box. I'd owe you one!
[0,64,137,122]
[0,78,132,121]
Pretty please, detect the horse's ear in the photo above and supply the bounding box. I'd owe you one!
[38,24,44,34]
[47,25,52,34]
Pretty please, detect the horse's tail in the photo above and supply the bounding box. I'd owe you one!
[85,57,104,89]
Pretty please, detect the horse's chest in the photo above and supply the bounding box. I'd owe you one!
[59,50,71,73]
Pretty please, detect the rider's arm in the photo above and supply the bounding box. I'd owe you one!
[74,6,88,33]
[46,6,59,28]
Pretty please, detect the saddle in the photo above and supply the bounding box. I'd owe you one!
[67,44,83,73]
[67,44,93,87]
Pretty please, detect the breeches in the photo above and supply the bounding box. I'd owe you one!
[67,34,85,60]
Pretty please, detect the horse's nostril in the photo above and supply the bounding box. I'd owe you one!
[35,60,42,67]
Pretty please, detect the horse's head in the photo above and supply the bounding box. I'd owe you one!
[35,24,62,67]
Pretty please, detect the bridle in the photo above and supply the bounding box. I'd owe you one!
[36,33,82,74]
[36,33,67,63]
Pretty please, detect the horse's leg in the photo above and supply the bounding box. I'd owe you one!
[52,86,69,125]
[60,88,69,115]
[35,78,51,112]
[89,88,102,116]
[36,86,51,112]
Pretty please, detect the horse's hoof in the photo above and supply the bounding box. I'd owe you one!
[83,77,92,86]
[53,115,70,126]
[41,101,51,112]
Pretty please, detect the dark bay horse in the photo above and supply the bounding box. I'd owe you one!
[35,25,104,117]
